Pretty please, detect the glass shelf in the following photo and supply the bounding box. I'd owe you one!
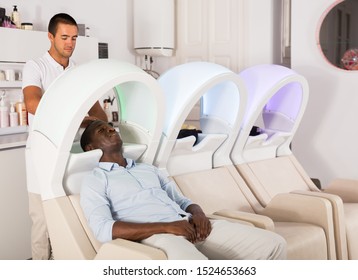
[0,125,28,136]
[0,81,22,88]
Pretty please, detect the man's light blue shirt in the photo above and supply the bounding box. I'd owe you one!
[80,159,193,243]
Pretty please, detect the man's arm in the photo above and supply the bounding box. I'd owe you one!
[81,173,197,243]
[155,169,211,242]
[112,220,197,242]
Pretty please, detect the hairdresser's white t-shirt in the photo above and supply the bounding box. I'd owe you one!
[23,52,75,194]
[22,51,75,127]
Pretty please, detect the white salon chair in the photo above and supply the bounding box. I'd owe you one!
[26,59,167,259]
[155,62,335,259]
[232,64,358,259]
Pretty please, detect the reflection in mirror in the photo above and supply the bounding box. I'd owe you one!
[320,0,358,70]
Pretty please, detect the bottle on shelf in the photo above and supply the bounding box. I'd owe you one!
[103,99,112,122]
[15,97,27,126]
[9,102,19,127]
[11,5,21,29]
[0,95,9,128]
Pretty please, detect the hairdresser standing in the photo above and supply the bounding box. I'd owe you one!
[22,13,107,259]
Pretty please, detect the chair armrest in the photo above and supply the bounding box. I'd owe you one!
[260,193,333,225]
[323,178,358,203]
[210,210,275,231]
[291,190,348,260]
[260,192,342,260]
[95,238,167,260]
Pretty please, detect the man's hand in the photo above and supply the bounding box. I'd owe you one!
[167,220,197,243]
[186,204,212,242]
[190,212,211,242]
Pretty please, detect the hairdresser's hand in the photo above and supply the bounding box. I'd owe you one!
[81,116,100,128]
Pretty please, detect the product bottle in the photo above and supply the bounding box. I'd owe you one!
[11,5,21,29]
[15,98,27,126]
[103,100,112,122]
[0,97,9,128]
[9,102,19,127]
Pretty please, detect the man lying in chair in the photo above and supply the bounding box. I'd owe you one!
[79,120,287,260]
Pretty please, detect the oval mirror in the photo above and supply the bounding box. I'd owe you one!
[319,0,358,70]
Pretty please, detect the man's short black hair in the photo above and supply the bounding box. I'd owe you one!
[48,13,78,36]
[80,120,101,151]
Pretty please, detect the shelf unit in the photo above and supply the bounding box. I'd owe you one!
[0,61,26,136]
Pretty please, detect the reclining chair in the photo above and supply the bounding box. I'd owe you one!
[154,62,336,259]
[26,59,167,259]
[232,64,357,259]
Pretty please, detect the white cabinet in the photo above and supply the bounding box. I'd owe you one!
[0,146,31,260]
[176,0,241,72]
[174,0,277,127]
[175,0,241,126]
[175,0,278,72]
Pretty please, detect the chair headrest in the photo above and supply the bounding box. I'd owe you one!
[63,149,103,195]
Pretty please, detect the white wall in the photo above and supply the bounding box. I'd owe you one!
[241,0,279,68]
[291,0,358,186]
[1,0,282,72]
[0,0,134,62]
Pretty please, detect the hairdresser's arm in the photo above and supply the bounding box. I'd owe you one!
[81,101,108,128]
[23,86,42,115]
[88,101,108,122]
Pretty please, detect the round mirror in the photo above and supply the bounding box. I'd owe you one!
[319,0,358,70]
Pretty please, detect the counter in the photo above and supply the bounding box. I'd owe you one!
[0,132,28,150]
[0,138,31,259]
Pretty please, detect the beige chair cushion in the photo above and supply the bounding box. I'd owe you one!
[174,167,255,214]
[343,203,358,259]
[237,155,318,207]
[274,222,327,259]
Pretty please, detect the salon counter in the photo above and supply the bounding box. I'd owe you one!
[0,132,28,150]
[0,132,31,259]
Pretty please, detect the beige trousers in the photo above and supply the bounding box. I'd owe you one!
[141,219,287,260]
[28,192,51,260]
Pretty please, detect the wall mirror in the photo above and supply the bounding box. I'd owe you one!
[319,0,358,70]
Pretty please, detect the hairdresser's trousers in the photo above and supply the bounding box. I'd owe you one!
[28,192,51,260]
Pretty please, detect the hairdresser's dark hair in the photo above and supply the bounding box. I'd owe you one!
[48,13,77,36]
